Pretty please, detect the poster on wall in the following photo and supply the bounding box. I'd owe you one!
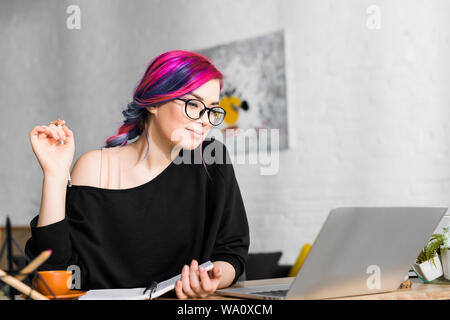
[197,29,289,154]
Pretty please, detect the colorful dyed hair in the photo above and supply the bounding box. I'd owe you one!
[103,50,224,179]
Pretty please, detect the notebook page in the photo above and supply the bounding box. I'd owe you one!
[79,261,214,300]
[79,287,148,300]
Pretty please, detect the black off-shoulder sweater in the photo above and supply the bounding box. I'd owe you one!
[24,138,250,290]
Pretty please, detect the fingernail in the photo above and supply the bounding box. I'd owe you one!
[184,265,189,271]
[199,266,204,272]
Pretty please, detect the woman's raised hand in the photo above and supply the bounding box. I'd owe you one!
[29,119,75,177]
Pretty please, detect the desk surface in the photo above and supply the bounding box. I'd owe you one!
[2,277,449,300]
[166,277,450,300]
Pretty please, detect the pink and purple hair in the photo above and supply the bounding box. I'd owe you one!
[103,50,224,178]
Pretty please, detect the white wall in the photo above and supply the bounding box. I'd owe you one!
[237,0,450,264]
[1,0,449,265]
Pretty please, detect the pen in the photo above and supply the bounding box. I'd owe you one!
[0,268,48,300]
[56,116,71,186]
[15,249,52,281]
[56,117,65,145]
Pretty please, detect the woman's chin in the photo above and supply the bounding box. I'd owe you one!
[172,135,204,151]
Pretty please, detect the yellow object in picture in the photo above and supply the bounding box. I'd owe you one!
[288,243,312,277]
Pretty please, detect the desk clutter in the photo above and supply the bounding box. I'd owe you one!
[413,227,450,283]
[0,217,54,299]
[0,217,215,300]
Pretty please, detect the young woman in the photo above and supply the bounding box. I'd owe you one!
[26,50,250,299]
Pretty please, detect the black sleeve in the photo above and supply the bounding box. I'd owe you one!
[24,188,76,270]
[24,216,73,269]
[209,142,250,286]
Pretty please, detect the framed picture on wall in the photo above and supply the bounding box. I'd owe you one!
[198,29,289,154]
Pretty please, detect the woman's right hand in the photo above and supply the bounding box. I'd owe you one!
[29,119,75,177]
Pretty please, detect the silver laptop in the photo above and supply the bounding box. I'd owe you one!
[216,207,447,300]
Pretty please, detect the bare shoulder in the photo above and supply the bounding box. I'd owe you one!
[70,149,102,187]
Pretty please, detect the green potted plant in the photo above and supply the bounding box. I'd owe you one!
[440,227,450,280]
[413,233,444,282]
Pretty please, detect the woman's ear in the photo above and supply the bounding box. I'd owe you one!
[146,106,157,116]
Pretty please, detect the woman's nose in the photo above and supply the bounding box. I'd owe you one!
[198,109,210,125]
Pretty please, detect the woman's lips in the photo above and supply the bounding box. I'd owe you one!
[186,128,203,137]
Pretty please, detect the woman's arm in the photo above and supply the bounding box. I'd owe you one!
[37,173,68,227]
[174,140,249,299]
[26,172,73,267]
[26,149,100,268]
[28,121,74,227]
[209,139,249,287]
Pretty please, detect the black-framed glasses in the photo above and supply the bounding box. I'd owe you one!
[174,98,226,126]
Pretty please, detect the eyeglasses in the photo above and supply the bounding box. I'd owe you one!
[174,98,226,126]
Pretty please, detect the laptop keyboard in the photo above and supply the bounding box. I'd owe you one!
[249,289,288,297]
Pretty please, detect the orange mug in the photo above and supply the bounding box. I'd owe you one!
[34,270,73,296]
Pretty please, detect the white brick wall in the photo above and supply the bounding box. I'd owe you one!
[233,0,450,265]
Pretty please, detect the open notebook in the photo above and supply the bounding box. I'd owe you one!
[79,261,214,300]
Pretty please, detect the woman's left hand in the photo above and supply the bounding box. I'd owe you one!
[175,259,222,299]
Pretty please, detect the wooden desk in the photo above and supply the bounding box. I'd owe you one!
[169,277,450,300]
[2,277,449,300]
